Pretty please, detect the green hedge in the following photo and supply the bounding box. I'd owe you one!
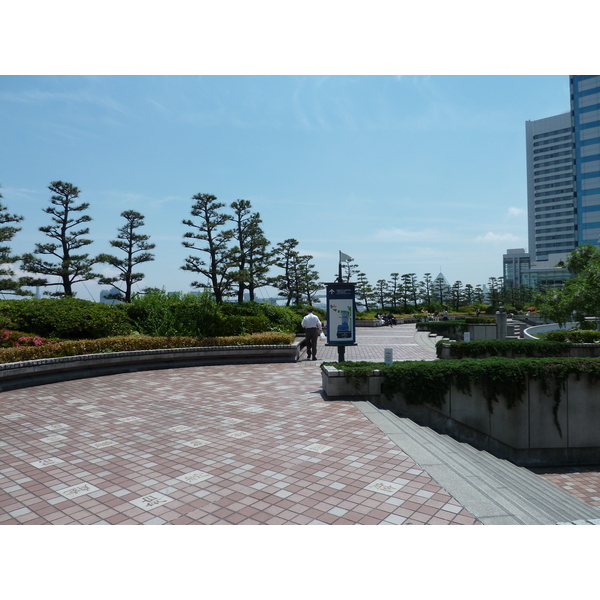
[435,338,573,359]
[0,298,133,339]
[0,295,311,342]
[546,330,600,343]
[327,357,600,434]
[0,331,295,364]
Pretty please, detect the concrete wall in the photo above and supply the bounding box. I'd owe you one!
[322,366,600,466]
[0,344,300,392]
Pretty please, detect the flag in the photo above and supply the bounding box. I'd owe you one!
[339,251,353,262]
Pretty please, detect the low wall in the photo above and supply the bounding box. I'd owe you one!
[524,322,577,340]
[0,344,300,392]
[321,365,600,466]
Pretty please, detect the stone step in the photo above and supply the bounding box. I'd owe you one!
[354,401,600,525]
[404,422,600,523]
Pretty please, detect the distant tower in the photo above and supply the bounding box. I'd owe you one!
[526,75,600,262]
[526,112,576,262]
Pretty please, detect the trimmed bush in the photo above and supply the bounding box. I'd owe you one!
[546,330,600,343]
[436,338,572,359]
[0,298,133,339]
[326,357,600,433]
[0,331,295,364]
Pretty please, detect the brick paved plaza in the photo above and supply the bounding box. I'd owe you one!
[1,323,599,525]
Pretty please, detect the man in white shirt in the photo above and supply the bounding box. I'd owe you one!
[301,307,322,361]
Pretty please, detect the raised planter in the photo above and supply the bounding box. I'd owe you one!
[0,343,300,392]
[356,320,384,327]
[321,364,600,466]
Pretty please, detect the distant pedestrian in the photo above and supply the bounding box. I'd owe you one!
[443,309,448,321]
[301,307,322,361]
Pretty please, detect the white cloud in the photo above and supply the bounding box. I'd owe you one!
[507,207,524,217]
[371,227,439,243]
[475,232,520,243]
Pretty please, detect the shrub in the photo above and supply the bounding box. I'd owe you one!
[464,317,496,324]
[0,298,133,339]
[219,301,298,333]
[327,357,600,435]
[546,330,600,343]
[436,338,572,359]
[0,331,295,364]
[0,329,58,348]
[124,290,222,337]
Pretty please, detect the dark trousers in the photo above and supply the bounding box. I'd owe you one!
[305,328,318,358]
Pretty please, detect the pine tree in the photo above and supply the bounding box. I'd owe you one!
[97,210,155,302]
[229,200,272,302]
[181,193,234,304]
[21,181,99,297]
[0,187,37,296]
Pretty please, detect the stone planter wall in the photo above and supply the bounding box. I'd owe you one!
[321,365,600,466]
[0,344,300,392]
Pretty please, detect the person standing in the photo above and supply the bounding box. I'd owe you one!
[302,307,322,361]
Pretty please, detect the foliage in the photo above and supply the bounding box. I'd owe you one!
[285,304,326,333]
[219,301,298,333]
[0,331,295,364]
[181,193,235,304]
[535,244,600,326]
[435,338,572,359]
[328,357,600,434]
[228,200,273,302]
[0,329,58,348]
[20,181,100,297]
[97,210,155,302]
[464,317,496,324]
[125,289,222,337]
[0,298,132,339]
[0,188,37,296]
[546,330,600,343]
[125,291,302,337]
[270,239,322,306]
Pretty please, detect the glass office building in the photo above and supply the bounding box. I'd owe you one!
[572,75,600,247]
[526,112,576,262]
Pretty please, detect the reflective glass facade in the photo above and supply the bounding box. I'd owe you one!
[572,75,600,247]
[526,113,576,262]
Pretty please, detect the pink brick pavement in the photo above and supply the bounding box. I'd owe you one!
[1,322,597,525]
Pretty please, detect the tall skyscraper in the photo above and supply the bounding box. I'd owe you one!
[526,112,576,262]
[571,75,600,248]
[509,76,600,290]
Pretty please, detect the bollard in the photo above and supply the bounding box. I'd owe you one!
[384,348,393,365]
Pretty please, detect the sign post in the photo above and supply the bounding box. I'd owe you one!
[325,282,356,362]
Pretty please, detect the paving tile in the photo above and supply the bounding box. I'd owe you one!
[0,325,489,526]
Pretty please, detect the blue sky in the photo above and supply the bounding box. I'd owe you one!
[0,74,572,300]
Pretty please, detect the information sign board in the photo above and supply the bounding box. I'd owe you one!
[326,283,356,345]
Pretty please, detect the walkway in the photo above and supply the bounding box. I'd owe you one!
[0,323,598,525]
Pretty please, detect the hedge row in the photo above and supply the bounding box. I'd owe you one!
[0,332,295,364]
[0,295,308,340]
[435,338,573,359]
[327,357,600,431]
[546,330,600,343]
